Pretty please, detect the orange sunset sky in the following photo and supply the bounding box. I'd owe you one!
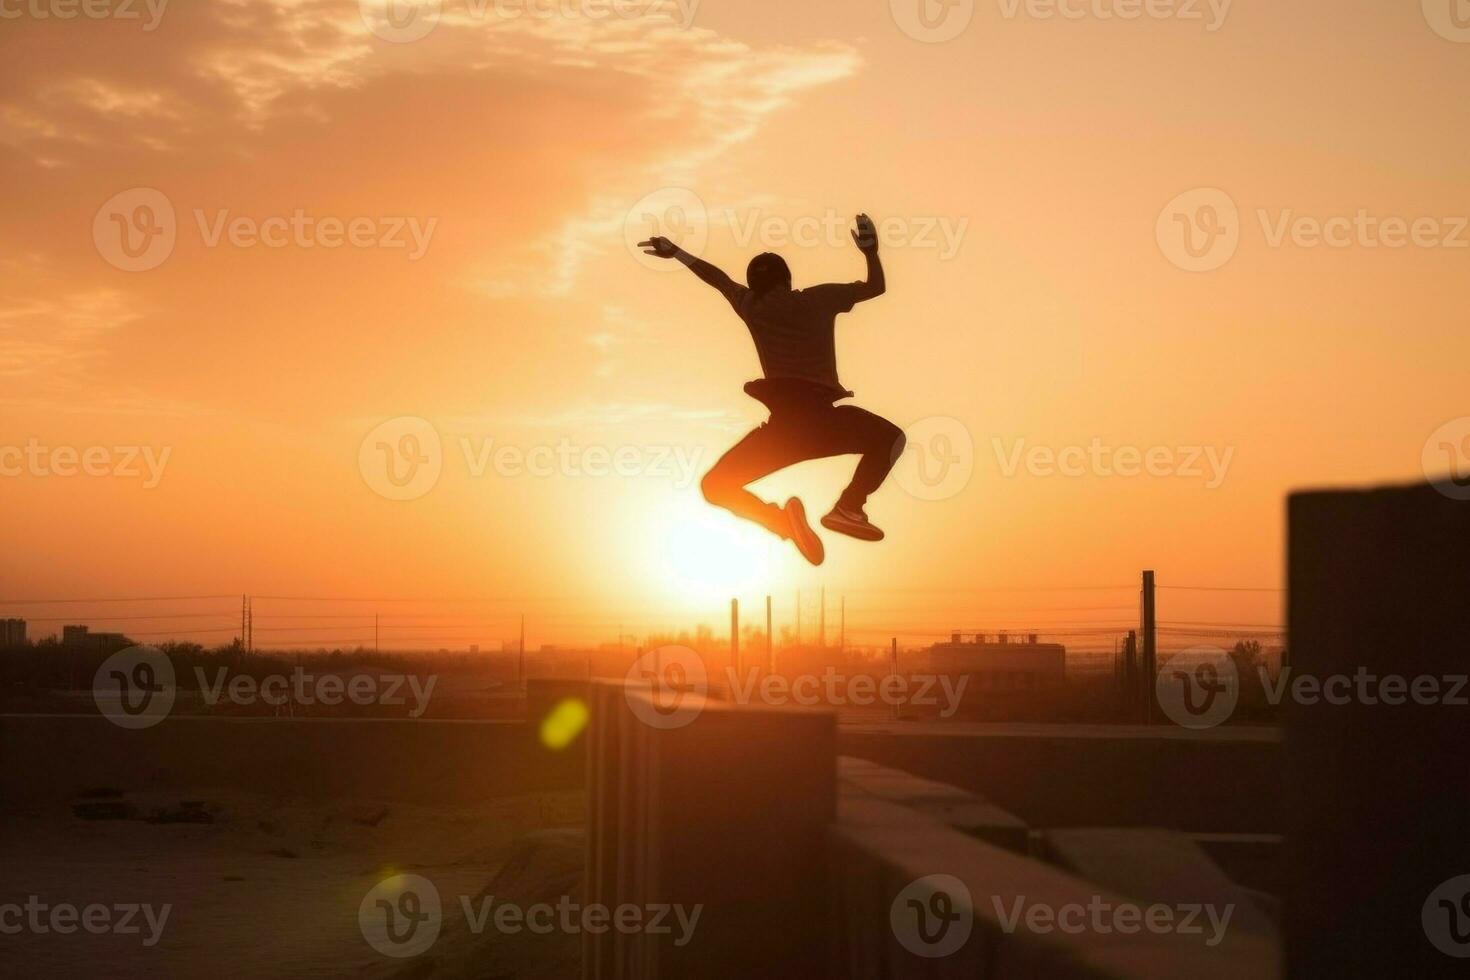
[2,0,1467,646]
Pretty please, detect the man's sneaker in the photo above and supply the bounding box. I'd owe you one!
[821,504,885,542]
[784,498,825,566]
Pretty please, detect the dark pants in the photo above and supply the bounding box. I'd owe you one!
[701,394,906,539]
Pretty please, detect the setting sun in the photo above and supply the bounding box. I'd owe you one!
[643,499,779,609]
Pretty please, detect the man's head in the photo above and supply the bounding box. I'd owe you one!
[746,252,792,295]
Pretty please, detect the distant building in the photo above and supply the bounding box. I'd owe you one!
[60,625,132,653]
[0,618,25,647]
[927,632,1067,690]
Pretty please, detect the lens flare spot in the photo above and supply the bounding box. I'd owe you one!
[539,697,589,750]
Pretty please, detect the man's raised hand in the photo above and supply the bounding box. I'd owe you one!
[639,236,680,259]
[851,213,879,254]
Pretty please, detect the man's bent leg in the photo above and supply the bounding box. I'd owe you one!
[826,406,906,512]
[700,422,810,538]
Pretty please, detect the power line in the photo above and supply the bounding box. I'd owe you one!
[1158,585,1284,593]
[251,595,574,603]
[113,627,242,637]
[0,595,238,605]
[1158,620,1286,630]
[839,585,1137,594]
[19,611,239,623]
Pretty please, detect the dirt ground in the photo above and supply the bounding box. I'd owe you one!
[0,789,586,979]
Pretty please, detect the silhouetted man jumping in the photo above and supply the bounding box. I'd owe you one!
[640,213,904,566]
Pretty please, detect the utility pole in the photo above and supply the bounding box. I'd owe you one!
[890,637,899,721]
[519,614,526,689]
[375,613,380,655]
[1124,630,1139,716]
[241,594,247,653]
[765,595,773,674]
[730,598,740,676]
[819,586,826,650]
[1141,570,1157,724]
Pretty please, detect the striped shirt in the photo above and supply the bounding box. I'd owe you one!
[719,282,863,397]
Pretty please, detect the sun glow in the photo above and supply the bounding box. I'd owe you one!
[644,499,779,609]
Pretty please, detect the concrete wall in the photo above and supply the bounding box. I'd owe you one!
[584,681,835,980]
[1287,483,1470,978]
[840,725,1282,833]
[0,715,584,805]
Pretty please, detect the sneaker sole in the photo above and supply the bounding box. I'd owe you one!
[820,514,885,542]
[786,499,825,565]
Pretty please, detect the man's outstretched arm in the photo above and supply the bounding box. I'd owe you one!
[639,236,739,296]
[851,213,885,301]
